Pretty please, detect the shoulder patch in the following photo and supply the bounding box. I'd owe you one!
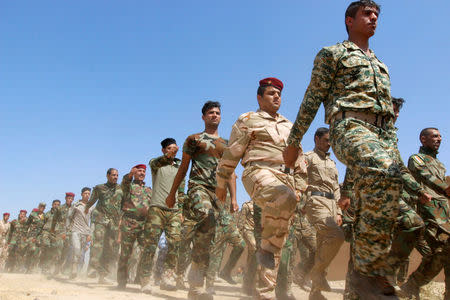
[411,155,425,166]
[239,111,254,122]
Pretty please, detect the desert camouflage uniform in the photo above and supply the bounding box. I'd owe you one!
[24,209,47,272]
[205,196,245,289]
[217,109,307,299]
[287,40,406,278]
[39,207,64,273]
[181,132,227,294]
[0,218,10,269]
[117,173,151,287]
[5,216,28,272]
[238,201,258,294]
[139,154,185,288]
[86,182,122,278]
[402,146,450,298]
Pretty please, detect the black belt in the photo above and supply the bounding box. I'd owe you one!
[310,191,334,200]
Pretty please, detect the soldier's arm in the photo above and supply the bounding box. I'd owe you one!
[333,165,342,215]
[216,117,251,189]
[176,175,186,210]
[65,207,74,231]
[149,154,173,172]
[408,155,449,196]
[7,221,15,243]
[293,154,308,200]
[287,48,337,147]
[85,186,99,211]
[166,152,191,208]
[227,172,238,212]
[121,172,133,200]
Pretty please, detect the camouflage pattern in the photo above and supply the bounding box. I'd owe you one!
[140,206,182,285]
[183,132,227,190]
[0,219,10,269]
[39,208,64,273]
[24,209,47,272]
[405,146,450,295]
[86,182,122,277]
[117,173,151,286]
[56,203,72,274]
[5,217,28,272]
[205,208,245,288]
[216,109,307,298]
[176,217,196,281]
[304,148,344,291]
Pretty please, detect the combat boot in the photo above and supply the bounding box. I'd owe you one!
[276,288,296,300]
[98,275,113,285]
[141,282,152,295]
[398,277,420,299]
[176,275,188,290]
[256,249,275,269]
[160,270,177,291]
[350,270,397,300]
[188,288,213,300]
[308,289,327,300]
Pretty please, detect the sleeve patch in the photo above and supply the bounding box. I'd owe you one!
[412,155,425,166]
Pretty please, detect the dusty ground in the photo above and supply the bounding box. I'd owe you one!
[0,272,445,300]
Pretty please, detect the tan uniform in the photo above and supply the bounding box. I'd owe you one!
[0,219,11,268]
[304,148,344,291]
[217,109,307,298]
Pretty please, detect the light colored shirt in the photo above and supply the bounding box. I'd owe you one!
[67,201,94,235]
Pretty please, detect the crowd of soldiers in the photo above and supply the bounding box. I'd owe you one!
[1,1,449,300]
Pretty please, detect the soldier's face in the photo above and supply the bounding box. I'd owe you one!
[162,143,178,156]
[3,215,9,222]
[81,190,91,202]
[315,133,331,153]
[202,107,221,128]
[65,196,74,206]
[346,6,378,38]
[19,212,27,220]
[257,86,281,115]
[135,168,146,181]
[421,129,442,151]
[52,201,61,209]
[393,104,400,123]
[38,206,45,213]
[107,169,119,184]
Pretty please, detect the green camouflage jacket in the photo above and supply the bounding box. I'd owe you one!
[121,173,151,219]
[87,182,123,225]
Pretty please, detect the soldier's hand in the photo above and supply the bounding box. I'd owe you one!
[116,237,121,244]
[215,186,227,203]
[130,167,138,178]
[283,145,300,168]
[61,234,66,240]
[338,196,351,211]
[84,207,90,214]
[419,192,432,204]
[230,201,239,213]
[335,214,343,226]
[86,235,91,243]
[166,193,176,208]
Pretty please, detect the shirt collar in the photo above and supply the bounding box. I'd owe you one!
[133,180,145,186]
[314,147,330,159]
[419,146,438,158]
[256,109,283,122]
[342,40,375,57]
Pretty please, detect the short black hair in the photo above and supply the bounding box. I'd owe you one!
[420,127,439,138]
[81,187,91,194]
[201,101,221,115]
[257,85,268,97]
[391,97,405,110]
[106,168,117,176]
[52,199,61,204]
[161,138,177,149]
[345,0,381,33]
[314,127,329,139]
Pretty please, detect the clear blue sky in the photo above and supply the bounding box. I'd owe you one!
[1,1,449,215]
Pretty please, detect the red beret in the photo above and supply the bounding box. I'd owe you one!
[20,210,27,214]
[134,164,147,170]
[3,213,10,216]
[259,77,283,92]
[66,192,75,197]
[32,208,39,212]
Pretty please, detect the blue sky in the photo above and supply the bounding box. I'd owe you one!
[1,1,449,215]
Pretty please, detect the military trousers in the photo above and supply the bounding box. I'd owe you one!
[24,235,41,272]
[117,216,146,285]
[176,217,196,279]
[331,118,402,277]
[305,194,344,288]
[140,206,182,285]
[39,231,64,273]
[6,239,27,272]
[89,219,119,276]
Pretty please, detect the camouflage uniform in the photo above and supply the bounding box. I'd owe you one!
[56,202,72,274]
[287,40,405,278]
[86,182,122,278]
[24,209,47,272]
[205,197,245,289]
[39,208,64,273]
[117,173,151,287]
[0,218,10,269]
[182,132,227,294]
[5,217,28,272]
[402,146,450,297]
[176,217,196,286]
[217,110,307,299]
[139,154,185,288]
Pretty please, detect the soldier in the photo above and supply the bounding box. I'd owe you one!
[216,78,307,300]
[139,138,186,293]
[205,177,245,295]
[67,187,95,279]
[117,164,151,291]
[85,168,123,284]
[237,201,258,296]
[176,215,197,289]
[166,101,229,300]
[54,192,74,275]
[39,199,64,274]
[283,0,405,297]
[0,212,11,270]
[400,128,450,298]
[24,202,47,273]
[5,210,28,272]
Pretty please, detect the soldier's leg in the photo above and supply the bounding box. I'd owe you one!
[187,186,217,297]
[70,232,83,278]
[160,209,182,289]
[39,232,53,274]
[139,207,164,288]
[117,218,139,288]
[275,224,295,298]
[88,222,107,276]
[294,215,317,286]
[242,230,257,296]
[176,218,196,288]
[205,226,226,289]
[219,222,245,283]
[331,119,402,278]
